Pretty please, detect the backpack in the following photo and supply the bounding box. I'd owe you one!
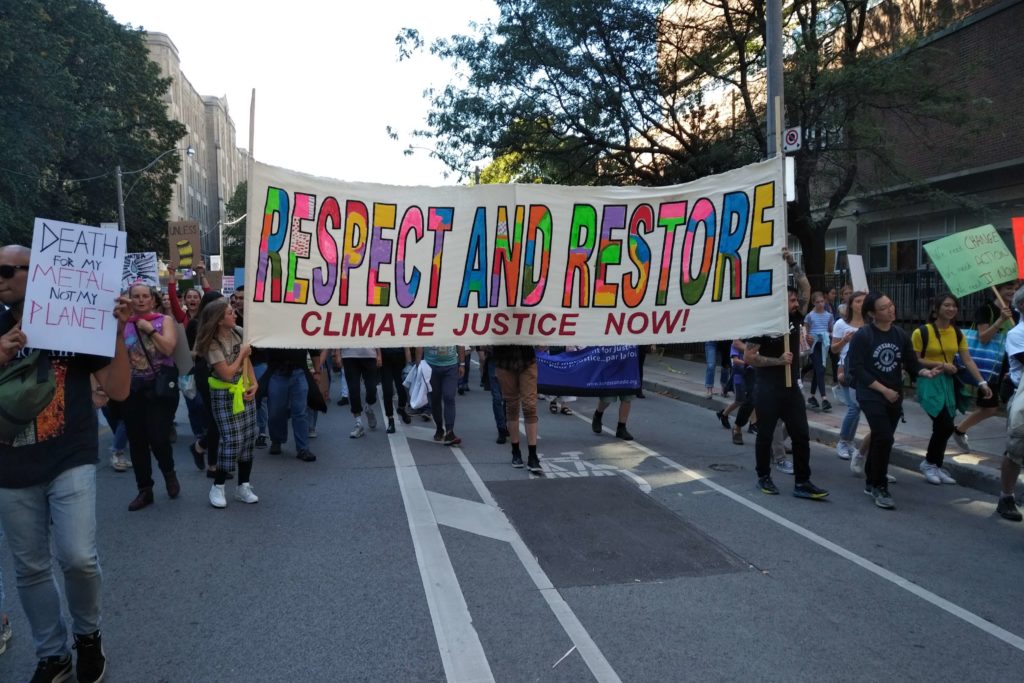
[0,350,56,442]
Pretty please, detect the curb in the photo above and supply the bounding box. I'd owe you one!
[644,379,1022,499]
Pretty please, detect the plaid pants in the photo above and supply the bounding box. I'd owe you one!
[210,388,256,473]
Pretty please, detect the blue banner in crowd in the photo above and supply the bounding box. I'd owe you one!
[537,346,640,397]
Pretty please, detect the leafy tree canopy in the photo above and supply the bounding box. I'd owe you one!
[222,181,247,273]
[400,0,986,275]
[0,0,186,252]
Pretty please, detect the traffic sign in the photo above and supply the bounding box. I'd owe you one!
[783,126,802,152]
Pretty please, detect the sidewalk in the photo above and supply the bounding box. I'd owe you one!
[642,353,1019,497]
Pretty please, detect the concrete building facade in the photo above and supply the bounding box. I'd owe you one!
[143,32,248,261]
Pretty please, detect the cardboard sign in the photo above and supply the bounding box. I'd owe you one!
[22,218,126,357]
[847,254,868,292]
[206,271,223,292]
[122,252,159,291]
[168,219,201,269]
[923,225,1016,297]
[1012,217,1024,280]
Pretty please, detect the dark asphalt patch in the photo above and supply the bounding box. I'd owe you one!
[489,477,746,588]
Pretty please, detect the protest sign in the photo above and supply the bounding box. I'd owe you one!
[168,219,201,269]
[121,252,158,290]
[922,225,1016,298]
[537,346,640,397]
[847,254,868,292]
[1012,218,1024,280]
[244,157,790,347]
[234,267,245,288]
[223,275,235,294]
[210,255,222,272]
[206,271,223,292]
[22,218,126,357]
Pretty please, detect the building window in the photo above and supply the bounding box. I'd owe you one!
[869,244,888,271]
[892,239,919,272]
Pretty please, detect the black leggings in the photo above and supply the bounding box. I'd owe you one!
[343,357,378,415]
[926,405,955,468]
[379,353,408,417]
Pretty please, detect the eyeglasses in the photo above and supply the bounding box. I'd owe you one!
[0,264,29,279]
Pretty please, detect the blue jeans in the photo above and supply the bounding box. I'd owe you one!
[838,384,861,441]
[184,390,207,439]
[810,340,827,397]
[486,358,507,432]
[100,405,128,452]
[268,369,310,452]
[704,341,718,388]
[253,363,269,435]
[0,464,101,658]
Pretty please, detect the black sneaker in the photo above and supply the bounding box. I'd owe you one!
[807,396,820,409]
[73,630,106,683]
[387,418,396,434]
[255,434,268,449]
[821,399,832,413]
[793,480,830,500]
[336,397,350,406]
[397,406,412,424]
[996,495,1023,522]
[30,654,72,683]
[511,453,524,468]
[269,441,282,455]
[433,428,445,442]
[872,486,895,509]
[591,411,603,434]
[296,450,317,462]
[731,427,743,446]
[443,431,461,446]
[496,428,509,445]
[615,426,634,441]
[748,423,758,435]
[716,410,730,429]
[758,476,779,495]
[527,454,543,474]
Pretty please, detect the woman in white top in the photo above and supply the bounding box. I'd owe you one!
[832,290,868,466]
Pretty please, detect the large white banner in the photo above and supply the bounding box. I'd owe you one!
[245,158,789,348]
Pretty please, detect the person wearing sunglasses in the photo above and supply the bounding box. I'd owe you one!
[0,245,132,683]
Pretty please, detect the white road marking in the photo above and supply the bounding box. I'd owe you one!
[427,491,515,542]
[571,409,1024,653]
[386,425,495,683]
[450,446,624,683]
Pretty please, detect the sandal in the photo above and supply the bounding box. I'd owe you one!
[560,406,573,415]
[549,400,558,414]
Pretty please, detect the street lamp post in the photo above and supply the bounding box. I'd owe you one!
[116,145,196,231]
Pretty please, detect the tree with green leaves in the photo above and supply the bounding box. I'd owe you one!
[0,0,185,252]
[222,181,247,272]
[401,0,987,275]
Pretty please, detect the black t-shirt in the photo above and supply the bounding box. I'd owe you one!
[747,311,803,388]
[0,310,109,488]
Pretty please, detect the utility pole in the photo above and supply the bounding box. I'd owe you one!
[766,0,784,158]
[115,165,126,231]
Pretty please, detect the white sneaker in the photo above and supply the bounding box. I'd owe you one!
[936,467,957,485]
[110,450,129,472]
[308,428,318,439]
[209,484,227,508]
[850,451,865,476]
[920,461,942,485]
[952,430,970,453]
[234,482,259,504]
[836,440,852,460]
[886,473,897,484]
[775,459,795,475]
[366,410,377,430]
[350,424,365,439]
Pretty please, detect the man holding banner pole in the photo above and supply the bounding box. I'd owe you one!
[744,277,829,500]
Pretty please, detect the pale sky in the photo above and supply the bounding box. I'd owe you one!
[100,0,498,187]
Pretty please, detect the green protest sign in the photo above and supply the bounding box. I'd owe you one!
[922,225,1016,298]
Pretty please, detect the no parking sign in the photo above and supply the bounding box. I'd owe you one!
[783,126,802,153]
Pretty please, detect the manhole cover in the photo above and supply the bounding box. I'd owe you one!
[709,463,740,472]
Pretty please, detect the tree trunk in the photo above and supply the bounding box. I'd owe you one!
[787,204,826,278]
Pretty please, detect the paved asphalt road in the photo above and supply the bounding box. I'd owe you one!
[2,378,1023,681]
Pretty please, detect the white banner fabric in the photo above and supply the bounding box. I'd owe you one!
[244,158,790,348]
